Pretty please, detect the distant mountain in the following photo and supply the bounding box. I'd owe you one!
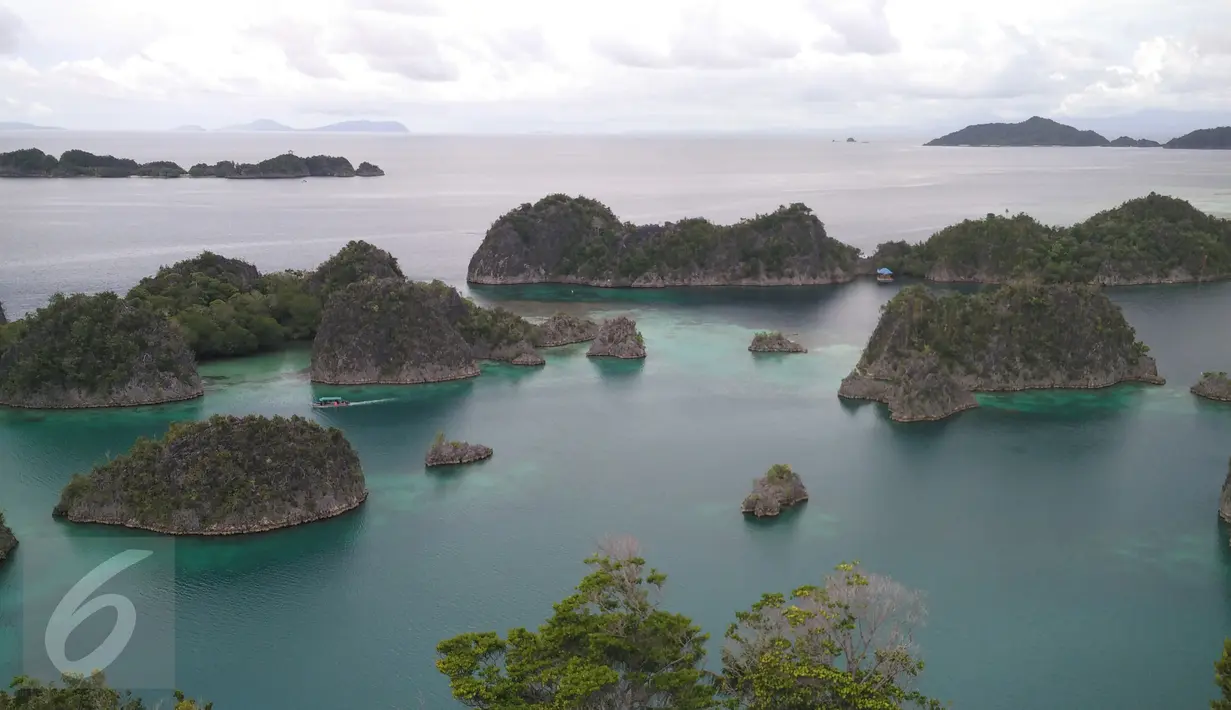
[1109,136,1161,147]
[1165,126,1231,150]
[308,120,409,134]
[926,116,1118,147]
[220,119,296,132]
[0,121,63,131]
[172,124,207,132]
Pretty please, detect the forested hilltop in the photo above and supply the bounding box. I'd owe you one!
[870,193,1231,284]
[467,194,863,287]
[838,284,1163,421]
[924,116,1151,147]
[0,148,383,178]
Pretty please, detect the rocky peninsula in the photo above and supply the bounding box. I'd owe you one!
[869,193,1231,285]
[0,511,15,566]
[0,148,383,178]
[741,464,809,517]
[1193,372,1231,402]
[53,414,367,535]
[311,279,481,385]
[425,433,493,467]
[533,313,599,347]
[587,317,646,359]
[837,284,1164,422]
[749,331,806,353]
[466,194,862,287]
[1165,127,1231,150]
[0,292,203,409]
[924,117,1155,147]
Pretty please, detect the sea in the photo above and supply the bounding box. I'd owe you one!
[0,132,1230,710]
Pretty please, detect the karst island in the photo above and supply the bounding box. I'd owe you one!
[466,194,862,287]
[53,414,368,535]
[0,292,203,409]
[425,432,494,467]
[741,464,809,518]
[0,511,16,567]
[838,283,1164,422]
[0,148,383,178]
[587,317,646,359]
[1193,372,1231,403]
[533,313,600,347]
[749,331,807,353]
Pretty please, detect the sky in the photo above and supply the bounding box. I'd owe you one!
[0,0,1229,134]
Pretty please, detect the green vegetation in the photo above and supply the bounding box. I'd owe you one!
[188,154,370,178]
[924,116,1114,147]
[469,194,862,285]
[0,672,210,709]
[871,193,1231,283]
[0,292,201,407]
[1215,639,1231,709]
[308,240,406,302]
[436,541,939,709]
[765,463,793,482]
[0,148,60,176]
[54,414,366,534]
[1167,127,1231,150]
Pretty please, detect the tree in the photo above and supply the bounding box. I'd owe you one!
[0,672,211,710]
[435,537,716,709]
[1213,638,1231,709]
[721,561,942,710]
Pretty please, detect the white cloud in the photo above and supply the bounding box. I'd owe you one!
[0,0,1228,132]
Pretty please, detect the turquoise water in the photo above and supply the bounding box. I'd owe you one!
[2,279,1230,709]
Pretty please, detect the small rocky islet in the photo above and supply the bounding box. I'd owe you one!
[838,283,1164,422]
[741,464,809,518]
[52,414,367,535]
[749,331,806,353]
[425,433,493,467]
[586,317,646,359]
[0,511,16,567]
[533,313,600,347]
[0,147,384,178]
[1192,372,1231,402]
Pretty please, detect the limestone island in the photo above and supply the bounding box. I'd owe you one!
[1221,459,1231,530]
[749,331,806,353]
[924,117,1155,147]
[0,511,16,567]
[587,317,646,359]
[425,432,493,467]
[837,284,1165,422]
[308,240,406,300]
[0,292,203,409]
[533,313,600,347]
[53,414,367,535]
[1165,127,1231,150]
[741,464,809,518]
[0,148,384,178]
[869,193,1231,285]
[466,194,862,287]
[1193,372,1231,402]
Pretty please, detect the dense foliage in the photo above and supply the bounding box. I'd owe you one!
[469,194,862,285]
[871,194,1231,283]
[1,148,380,178]
[0,672,209,709]
[1214,639,1231,709]
[0,292,200,406]
[54,414,366,533]
[308,240,406,302]
[188,154,371,178]
[924,116,1112,147]
[436,540,939,709]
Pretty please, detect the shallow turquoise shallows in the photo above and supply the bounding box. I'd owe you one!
[1,280,1230,710]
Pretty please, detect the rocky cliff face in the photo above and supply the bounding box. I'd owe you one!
[425,435,493,467]
[1193,372,1231,402]
[0,512,16,566]
[838,284,1163,421]
[0,292,203,409]
[0,300,6,325]
[53,414,367,535]
[311,279,480,385]
[741,464,809,517]
[749,331,807,353]
[587,317,646,359]
[1221,460,1231,525]
[467,194,862,287]
[533,313,599,347]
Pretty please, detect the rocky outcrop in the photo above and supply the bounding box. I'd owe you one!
[425,434,493,467]
[1193,372,1231,402]
[587,317,646,359]
[837,284,1164,421]
[310,279,480,385]
[467,194,862,287]
[1221,460,1231,525]
[741,464,809,518]
[52,415,367,535]
[0,512,16,566]
[0,292,203,409]
[356,162,385,176]
[749,331,806,353]
[0,300,6,325]
[533,313,600,347]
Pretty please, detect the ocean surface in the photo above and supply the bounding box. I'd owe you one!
[1,132,1230,709]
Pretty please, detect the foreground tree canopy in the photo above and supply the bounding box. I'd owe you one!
[0,672,210,709]
[435,538,942,709]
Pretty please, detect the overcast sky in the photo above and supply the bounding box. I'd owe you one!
[0,0,1228,133]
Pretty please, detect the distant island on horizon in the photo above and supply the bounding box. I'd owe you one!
[926,116,1230,149]
[0,121,64,131]
[216,119,410,134]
